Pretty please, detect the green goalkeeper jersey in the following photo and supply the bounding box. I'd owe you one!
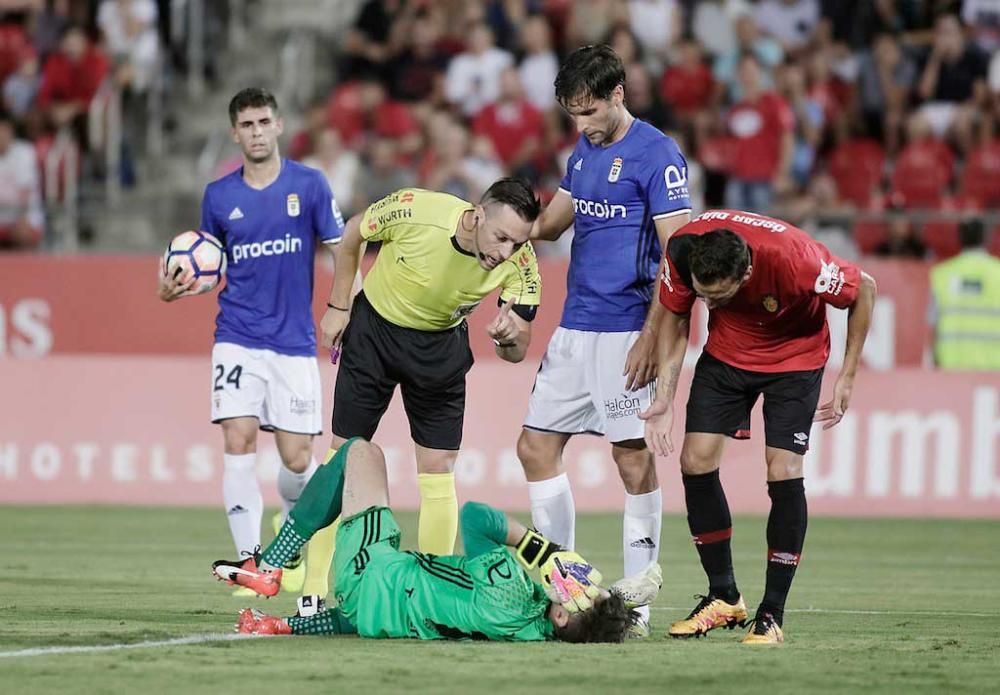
[334,503,554,641]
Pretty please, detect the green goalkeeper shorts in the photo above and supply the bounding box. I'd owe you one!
[333,505,410,637]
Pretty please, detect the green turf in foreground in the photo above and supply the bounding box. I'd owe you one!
[0,507,997,694]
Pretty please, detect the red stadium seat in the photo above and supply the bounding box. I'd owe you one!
[890,141,954,208]
[852,219,888,255]
[958,140,1000,209]
[921,219,961,259]
[828,139,885,208]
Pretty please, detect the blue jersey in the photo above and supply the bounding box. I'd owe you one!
[559,119,691,331]
[199,159,345,356]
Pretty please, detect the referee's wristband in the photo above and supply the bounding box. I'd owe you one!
[492,338,518,349]
[326,302,349,312]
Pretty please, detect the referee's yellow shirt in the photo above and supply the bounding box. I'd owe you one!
[359,188,541,331]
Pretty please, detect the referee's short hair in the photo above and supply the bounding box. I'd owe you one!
[228,88,279,125]
[554,44,625,107]
[481,178,541,223]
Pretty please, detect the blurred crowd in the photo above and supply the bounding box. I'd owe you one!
[285,0,1000,261]
[0,0,163,249]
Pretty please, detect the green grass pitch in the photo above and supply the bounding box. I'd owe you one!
[1,506,997,694]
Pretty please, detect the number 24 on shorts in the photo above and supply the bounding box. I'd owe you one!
[214,364,243,391]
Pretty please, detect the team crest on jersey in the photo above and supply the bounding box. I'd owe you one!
[762,295,779,313]
[287,193,300,217]
[608,157,623,182]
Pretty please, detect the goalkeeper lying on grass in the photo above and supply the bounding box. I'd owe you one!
[213,437,660,642]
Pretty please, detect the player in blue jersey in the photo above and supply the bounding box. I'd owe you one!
[157,88,349,612]
[517,45,693,638]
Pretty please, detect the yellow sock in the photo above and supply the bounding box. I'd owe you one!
[302,447,339,597]
[417,472,458,555]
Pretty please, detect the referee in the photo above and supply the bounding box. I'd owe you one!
[318,178,542,564]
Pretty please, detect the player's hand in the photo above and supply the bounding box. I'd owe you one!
[639,398,675,456]
[320,306,350,350]
[486,297,519,346]
[814,373,854,430]
[157,256,196,302]
[623,330,657,391]
[541,551,604,614]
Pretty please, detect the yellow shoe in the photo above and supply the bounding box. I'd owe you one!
[271,512,306,594]
[668,594,748,638]
[741,612,784,644]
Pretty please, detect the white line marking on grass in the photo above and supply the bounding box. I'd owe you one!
[651,607,999,618]
[0,633,260,659]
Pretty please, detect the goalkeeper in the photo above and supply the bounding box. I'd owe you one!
[213,437,659,642]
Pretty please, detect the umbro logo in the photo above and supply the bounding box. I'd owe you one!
[630,537,656,549]
[573,159,583,171]
[228,207,244,220]
[227,505,248,516]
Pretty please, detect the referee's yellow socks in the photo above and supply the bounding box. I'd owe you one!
[417,472,458,555]
[302,448,340,598]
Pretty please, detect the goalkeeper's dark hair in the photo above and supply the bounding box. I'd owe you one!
[554,44,625,107]
[554,594,636,644]
[688,229,751,285]
[228,87,279,125]
[480,177,541,223]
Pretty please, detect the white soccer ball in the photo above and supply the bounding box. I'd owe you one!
[163,230,227,295]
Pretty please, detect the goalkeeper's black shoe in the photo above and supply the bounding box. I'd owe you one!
[741,611,784,644]
[668,593,748,638]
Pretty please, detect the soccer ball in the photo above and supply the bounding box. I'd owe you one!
[163,230,227,295]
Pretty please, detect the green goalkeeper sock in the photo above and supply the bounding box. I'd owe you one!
[287,608,358,635]
[260,439,355,568]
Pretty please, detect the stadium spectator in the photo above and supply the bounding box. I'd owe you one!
[856,33,917,154]
[625,0,682,71]
[929,219,1000,370]
[2,47,39,120]
[778,61,822,188]
[36,24,109,144]
[472,67,545,181]
[874,211,927,259]
[96,0,159,94]
[287,100,328,162]
[565,0,627,49]
[352,136,415,214]
[516,13,559,113]
[658,38,714,123]
[753,0,820,55]
[605,24,642,66]
[645,210,876,644]
[303,128,361,219]
[385,8,450,104]
[424,118,502,202]
[714,13,783,103]
[443,21,513,117]
[326,78,421,158]
[915,14,989,154]
[961,0,1000,54]
[0,109,43,249]
[625,60,671,131]
[340,0,407,83]
[724,53,794,212]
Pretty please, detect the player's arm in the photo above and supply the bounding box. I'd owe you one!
[529,188,574,242]
[320,213,365,349]
[815,270,877,430]
[624,212,691,390]
[486,297,532,363]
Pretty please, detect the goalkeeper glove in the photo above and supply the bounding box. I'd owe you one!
[515,530,603,613]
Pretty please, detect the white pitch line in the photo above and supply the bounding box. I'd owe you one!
[650,607,999,618]
[0,633,260,659]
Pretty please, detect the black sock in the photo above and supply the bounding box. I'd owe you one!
[683,470,738,603]
[760,478,808,627]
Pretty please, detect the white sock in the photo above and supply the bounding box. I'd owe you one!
[527,473,576,550]
[223,453,262,556]
[277,457,318,519]
[624,488,663,623]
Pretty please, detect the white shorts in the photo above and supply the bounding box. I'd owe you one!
[524,328,654,442]
[211,342,322,435]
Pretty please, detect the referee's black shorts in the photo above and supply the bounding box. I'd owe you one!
[332,292,475,451]
[685,351,823,455]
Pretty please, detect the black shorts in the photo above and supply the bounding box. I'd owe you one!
[332,292,474,450]
[685,351,823,455]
